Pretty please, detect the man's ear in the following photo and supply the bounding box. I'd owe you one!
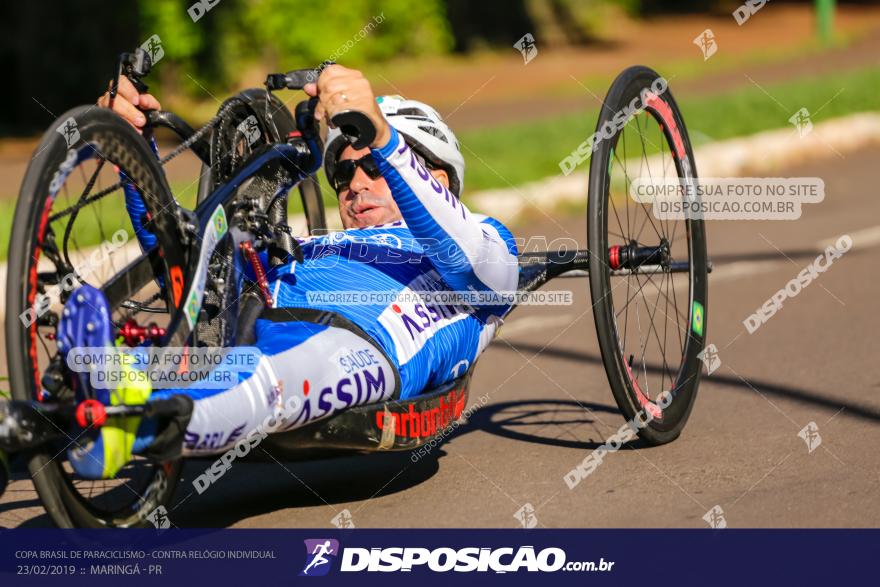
[430,168,449,189]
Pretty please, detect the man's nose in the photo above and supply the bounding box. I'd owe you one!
[349,165,375,194]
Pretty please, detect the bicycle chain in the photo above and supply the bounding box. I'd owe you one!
[49,98,248,223]
[157,97,246,167]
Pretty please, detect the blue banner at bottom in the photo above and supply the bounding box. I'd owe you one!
[1,529,876,586]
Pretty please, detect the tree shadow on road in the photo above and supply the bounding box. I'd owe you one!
[497,342,880,424]
[171,448,441,528]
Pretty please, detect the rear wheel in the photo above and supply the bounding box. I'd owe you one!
[197,89,327,233]
[588,66,708,445]
[5,106,183,527]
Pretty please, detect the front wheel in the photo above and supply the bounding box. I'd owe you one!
[588,66,708,445]
[6,106,183,527]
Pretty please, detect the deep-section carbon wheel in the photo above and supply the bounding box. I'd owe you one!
[588,66,708,445]
[6,106,182,526]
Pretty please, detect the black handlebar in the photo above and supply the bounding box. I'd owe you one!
[265,62,377,149]
[265,68,321,91]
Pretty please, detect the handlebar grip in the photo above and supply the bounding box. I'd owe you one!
[331,110,376,149]
[265,61,335,91]
[265,67,324,91]
[282,68,321,90]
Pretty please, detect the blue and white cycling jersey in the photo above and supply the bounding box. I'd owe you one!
[139,125,519,455]
[259,125,520,399]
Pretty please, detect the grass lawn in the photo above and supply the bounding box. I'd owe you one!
[459,65,880,193]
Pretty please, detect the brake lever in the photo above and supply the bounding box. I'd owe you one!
[111,48,152,105]
[294,97,321,141]
[110,48,158,150]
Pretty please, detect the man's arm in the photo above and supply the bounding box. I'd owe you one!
[371,125,519,298]
[303,65,518,299]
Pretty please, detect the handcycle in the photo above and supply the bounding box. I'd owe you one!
[1,48,709,527]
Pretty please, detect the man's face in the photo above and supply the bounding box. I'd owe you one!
[335,145,403,229]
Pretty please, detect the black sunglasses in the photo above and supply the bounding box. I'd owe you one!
[332,154,382,193]
[332,152,436,194]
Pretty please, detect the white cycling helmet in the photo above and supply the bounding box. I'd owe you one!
[324,95,465,197]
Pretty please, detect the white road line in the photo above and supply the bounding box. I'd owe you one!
[818,225,880,250]
[709,260,782,282]
[498,314,577,338]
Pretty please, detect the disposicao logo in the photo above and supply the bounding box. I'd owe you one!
[300,539,340,576]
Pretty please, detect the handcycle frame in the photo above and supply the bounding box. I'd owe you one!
[1,56,705,508]
[1,103,687,461]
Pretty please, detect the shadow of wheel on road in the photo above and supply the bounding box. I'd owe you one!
[444,399,642,451]
[170,399,643,527]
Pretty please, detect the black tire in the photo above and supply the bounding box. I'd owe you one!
[588,66,708,445]
[196,89,327,234]
[5,105,183,527]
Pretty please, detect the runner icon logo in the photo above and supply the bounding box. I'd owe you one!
[300,539,340,577]
[145,505,171,529]
[514,33,538,64]
[789,107,813,138]
[697,343,721,375]
[56,117,80,148]
[693,29,718,60]
[514,503,538,528]
[703,505,727,529]
[331,509,356,529]
[798,421,822,454]
[140,34,164,65]
[237,115,262,146]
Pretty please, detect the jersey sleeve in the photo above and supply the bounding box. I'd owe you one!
[371,126,519,303]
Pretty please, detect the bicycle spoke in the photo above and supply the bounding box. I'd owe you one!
[635,272,673,392]
[605,89,702,414]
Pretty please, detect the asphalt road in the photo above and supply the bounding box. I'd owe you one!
[2,147,878,529]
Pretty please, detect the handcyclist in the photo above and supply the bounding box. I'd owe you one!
[58,65,519,479]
